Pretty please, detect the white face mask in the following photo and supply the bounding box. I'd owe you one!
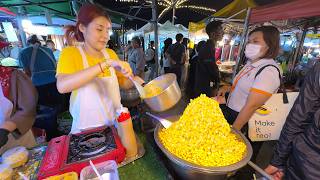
[245,43,262,60]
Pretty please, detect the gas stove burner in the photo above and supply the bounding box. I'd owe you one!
[67,127,117,164]
[78,132,107,156]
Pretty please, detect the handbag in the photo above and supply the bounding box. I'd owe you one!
[248,65,299,141]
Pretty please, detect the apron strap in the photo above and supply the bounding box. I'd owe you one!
[77,46,89,68]
[101,49,116,76]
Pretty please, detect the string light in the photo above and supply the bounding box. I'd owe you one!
[146,0,216,19]
[116,0,138,2]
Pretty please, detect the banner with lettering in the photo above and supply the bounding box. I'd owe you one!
[248,92,299,141]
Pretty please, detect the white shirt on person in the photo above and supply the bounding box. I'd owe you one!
[227,58,281,112]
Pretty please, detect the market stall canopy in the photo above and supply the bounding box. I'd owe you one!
[249,0,320,24]
[213,0,256,19]
[0,0,123,24]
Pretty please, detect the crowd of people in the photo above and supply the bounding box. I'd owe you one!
[0,3,319,180]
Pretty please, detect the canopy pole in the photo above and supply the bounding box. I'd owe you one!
[172,0,175,25]
[289,26,308,73]
[152,0,159,76]
[17,7,27,48]
[232,8,251,80]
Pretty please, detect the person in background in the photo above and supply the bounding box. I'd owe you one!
[191,21,223,98]
[193,39,220,98]
[181,38,190,89]
[9,41,22,60]
[162,38,172,74]
[0,66,37,154]
[166,33,187,86]
[19,35,61,109]
[57,4,140,134]
[145,41,156,81]
[186,40,206,99]
[128,36,146,79]
[265,62,320,180]
[46,39,61,61]
[107,40,115,51]
[124,40,132,61]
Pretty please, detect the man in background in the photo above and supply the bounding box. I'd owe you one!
[166,33,187,86]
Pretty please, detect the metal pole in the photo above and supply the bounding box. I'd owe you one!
[17,7,27,48]
[122,24,126,61]
[172,0,175,25]
[152,0,159,76]
[232,8,251,79]
[290,27,307,72]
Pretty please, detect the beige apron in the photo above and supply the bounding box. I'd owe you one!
[69,47,122,134]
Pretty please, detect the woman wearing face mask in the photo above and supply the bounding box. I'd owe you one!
[217,26,281,130]
[56,4,141,134]
[216,27,281,177]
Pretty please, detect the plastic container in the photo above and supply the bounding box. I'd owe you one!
[80,160,119,180]
[2,146,29,168]
[44,172,78,180]
[0,164,13,180]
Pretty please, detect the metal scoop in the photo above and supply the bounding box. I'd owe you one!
[146,112,172,129]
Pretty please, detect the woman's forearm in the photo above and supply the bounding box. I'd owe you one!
[57,62,108,93]
[233,104,258,130]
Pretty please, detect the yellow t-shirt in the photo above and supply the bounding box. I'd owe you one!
[57,46,126,83]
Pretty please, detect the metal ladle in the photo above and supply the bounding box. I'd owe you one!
[129,76,146,98]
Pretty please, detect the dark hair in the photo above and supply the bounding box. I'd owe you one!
[64,4,111,44]
[163,38,172,53]
[205,20,223,35]
[249,26,280,59]
[46,39,54,45]
[182,38,189,47]
[198,40,215,60]
[27,35,40,45]
[175,33,183,42]
[196,41,206,52]
[131,36,141,46]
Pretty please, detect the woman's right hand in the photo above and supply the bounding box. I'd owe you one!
[217,85,231,97]
[107,60,132,77]
[265,165,284,180]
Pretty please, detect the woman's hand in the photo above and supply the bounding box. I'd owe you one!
[265,165,284,180]
[132,76,145,85]
[217,85,231,97]
[107,60,132,77]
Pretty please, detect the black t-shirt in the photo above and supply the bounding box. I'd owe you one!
[167,42,185,65]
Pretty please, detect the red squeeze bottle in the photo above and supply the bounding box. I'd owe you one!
[116,107,138,158]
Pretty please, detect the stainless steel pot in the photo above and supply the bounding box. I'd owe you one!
[143,73,181,112]
[154,124,253,180]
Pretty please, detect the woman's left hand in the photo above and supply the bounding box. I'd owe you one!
[108,60,133,77]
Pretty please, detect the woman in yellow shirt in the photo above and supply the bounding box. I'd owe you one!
[56,4,141,133]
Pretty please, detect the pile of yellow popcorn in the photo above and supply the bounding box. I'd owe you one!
[159,95,247,167]
[143,83,163,98]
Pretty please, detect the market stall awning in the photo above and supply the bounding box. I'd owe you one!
[249,0,320,24]
[0,0,123,24]
[188,0,256,33]
[213,0,256,19]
